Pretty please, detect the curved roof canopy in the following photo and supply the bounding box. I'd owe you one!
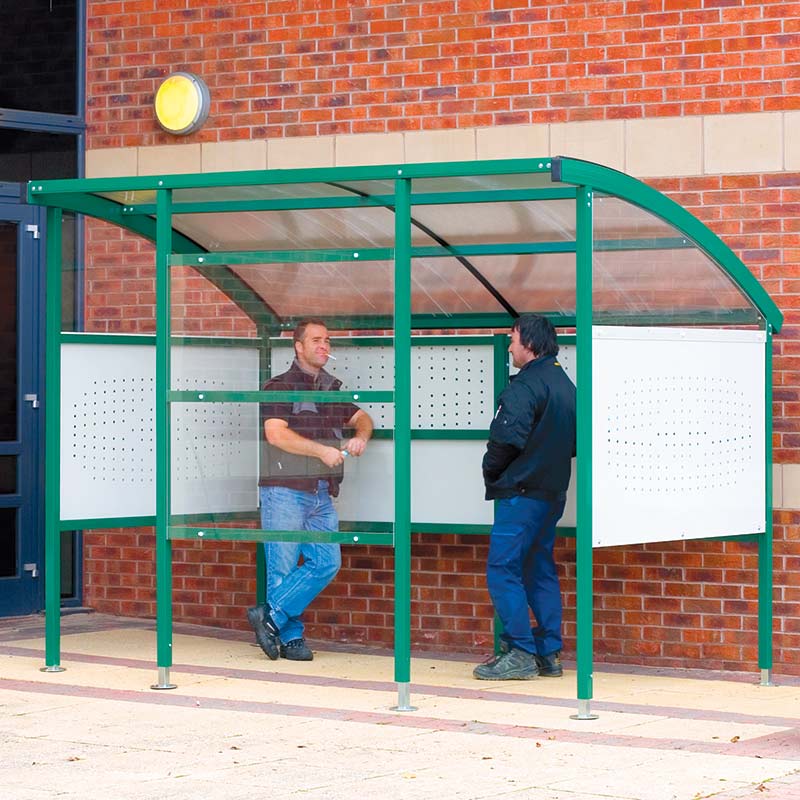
[28,157,783,333]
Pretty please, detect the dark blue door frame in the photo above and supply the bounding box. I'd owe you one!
[0,191,45,616]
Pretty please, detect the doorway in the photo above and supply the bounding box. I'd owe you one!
[0,194,44,616]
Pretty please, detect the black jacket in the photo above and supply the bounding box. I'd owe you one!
[483,354,576,501]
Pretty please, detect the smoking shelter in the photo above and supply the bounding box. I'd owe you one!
[29,157,782,719]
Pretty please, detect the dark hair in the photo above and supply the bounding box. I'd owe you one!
[293,318,328,344]
[512,314,559,358]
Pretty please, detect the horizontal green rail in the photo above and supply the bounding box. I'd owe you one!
[28,157,555,196]
[122,187,579,217]
[169,390,393,403]
[168,526,394,545]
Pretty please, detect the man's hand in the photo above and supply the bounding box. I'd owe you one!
[319,445,346,468]
[343,436,367,457]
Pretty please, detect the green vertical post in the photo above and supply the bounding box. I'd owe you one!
[758,323,774,685]
[43,206,65,673]
[573,185,597,719]
[392,175,414,711]
[152,188,176,689]
[255,323,271,604]
[491,332,510,654]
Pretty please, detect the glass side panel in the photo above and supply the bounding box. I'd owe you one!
[409,199,577,246]
[0,222,18,441]
[169,259,396,535]
[592,197,756,320]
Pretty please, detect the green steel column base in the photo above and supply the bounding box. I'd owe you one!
[150,667,177,690]
[40,665,66,673]
[390,683,417,712]
[759,668,776,687]
[570,699,599,720]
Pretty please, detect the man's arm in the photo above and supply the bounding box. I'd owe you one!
[264,418,344,468]
[342,409,373,457]
[482,382,534,482]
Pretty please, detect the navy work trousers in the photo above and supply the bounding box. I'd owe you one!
[486,494,566,656]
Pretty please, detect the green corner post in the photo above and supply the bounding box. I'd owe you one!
[572,184,597,720]
[491,332,510,654]
[42,206,66,673]
[758,323,774,686]
[152,187,176,690]
[392,174,415,711]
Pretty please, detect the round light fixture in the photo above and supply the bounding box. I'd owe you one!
[154,72,210,135]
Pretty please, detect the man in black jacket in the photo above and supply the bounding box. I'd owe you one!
[474,314,576,680]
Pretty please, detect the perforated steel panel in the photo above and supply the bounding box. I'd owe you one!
[61,341,259,521]
[271,338,494,429]
[592,327,766,547]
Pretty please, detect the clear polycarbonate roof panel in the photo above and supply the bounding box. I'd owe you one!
[91,168,760,323]
[592,197,755,318]
[412,254,574,317]
[228,260,395,319]
[408,199,577,246]
[171,208,406,252]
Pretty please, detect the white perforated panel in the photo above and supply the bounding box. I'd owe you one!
[61,341,259,521]
[592,326,766,547]
[271,338,493,429]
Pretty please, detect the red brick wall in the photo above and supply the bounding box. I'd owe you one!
[81,0,800,676]
[87,0,800,146]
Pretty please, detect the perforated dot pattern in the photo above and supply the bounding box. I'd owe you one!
[271,341,494,429]
[604,375,757,494]
[69,376,154,484]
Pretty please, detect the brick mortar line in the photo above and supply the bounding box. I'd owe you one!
[2,643,799,731]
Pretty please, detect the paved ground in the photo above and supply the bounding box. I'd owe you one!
[1,611,799,800]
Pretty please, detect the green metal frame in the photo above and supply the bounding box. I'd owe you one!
[30,156,782,712]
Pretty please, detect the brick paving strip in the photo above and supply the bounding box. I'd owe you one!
[2,644,799,764]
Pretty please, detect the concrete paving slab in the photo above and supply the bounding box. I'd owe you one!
[2,612,800,800]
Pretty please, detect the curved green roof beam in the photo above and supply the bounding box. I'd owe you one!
[552,157,783,333]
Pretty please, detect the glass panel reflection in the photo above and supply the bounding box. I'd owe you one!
[0,222,18,441]
[0,456,16,493]
[0,507,17,578]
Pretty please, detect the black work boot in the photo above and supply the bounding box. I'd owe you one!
[246,604,279,660]
[535,650,563,677]
[280,638,314,661]
[473,647,539,680]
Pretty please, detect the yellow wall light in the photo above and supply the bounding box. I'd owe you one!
[154,72,211,135]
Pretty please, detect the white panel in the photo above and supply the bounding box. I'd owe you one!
[411,441,492,524]
[332,440,394,523]
[592,326,766,547]
[61,343,156,520]
[61,341,260,521]
[271,338,494,429]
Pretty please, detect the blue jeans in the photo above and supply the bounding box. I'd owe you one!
[487,494,566,656]
[260,483,341,644]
